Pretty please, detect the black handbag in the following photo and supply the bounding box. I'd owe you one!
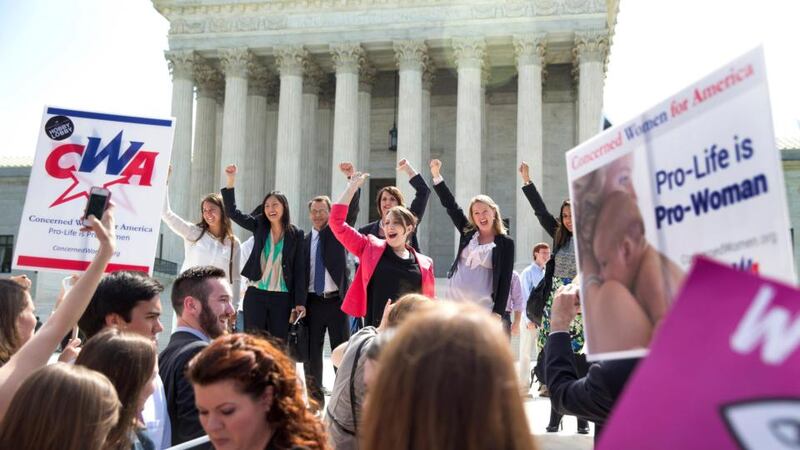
[526,257,555,326]
[288,315,310,363]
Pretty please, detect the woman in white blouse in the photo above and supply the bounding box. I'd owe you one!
[162,182,242,311]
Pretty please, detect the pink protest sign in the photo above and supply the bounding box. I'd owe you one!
[598,257,800,450]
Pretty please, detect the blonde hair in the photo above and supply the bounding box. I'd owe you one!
[466,195,507,235]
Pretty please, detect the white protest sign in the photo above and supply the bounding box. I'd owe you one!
[566,47,795,361]
[13,106,174,274]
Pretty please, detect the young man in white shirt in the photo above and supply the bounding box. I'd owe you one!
[518,242,551,394]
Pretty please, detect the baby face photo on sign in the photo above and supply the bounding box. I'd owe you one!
[571,151,685,358]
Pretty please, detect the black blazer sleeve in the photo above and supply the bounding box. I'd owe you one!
[432,180,469,236]
[292,228,307,307]
[407,174,431,223]
[346,188,361,227]
[491,237,515,316]
[521,182,558,239]
[173,347,209,447]
[221,187,258,232]
[544,332,614,424]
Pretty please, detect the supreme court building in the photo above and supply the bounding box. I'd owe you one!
[153,0,620,274]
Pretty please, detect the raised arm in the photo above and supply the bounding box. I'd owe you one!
[398,159,431,222]
[339,162,362,227]
[519,161,559,239]
[220,164,258,232]
[162,184,201,240]
[429,159,469,234]
[0,208,116,421]
[331,173,371,257]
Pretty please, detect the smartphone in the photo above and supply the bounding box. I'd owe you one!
[82,187,111,226]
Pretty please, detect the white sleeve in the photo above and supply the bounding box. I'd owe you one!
[161,190,201,241]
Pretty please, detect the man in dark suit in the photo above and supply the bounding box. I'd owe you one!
[160,266,235,448]
[544,283,640,440]
[303,162,360,405]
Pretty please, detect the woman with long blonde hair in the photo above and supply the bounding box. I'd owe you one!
[429,159,515,317]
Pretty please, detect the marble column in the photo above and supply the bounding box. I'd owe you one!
[245,63,274,215]
[274,45,307,217]
[418,63,435,252]
[514,34,547,266]
[480,66,490,193]
[393,40,427,203]
[220,48,252,189]
[164,50,195,263]
[214,87,224,190]
[191,62,221,209]
[357,62,376,225]
[452,37,486,208]
[300,62,323,230]
[317,89,334,196]
[574,30,609,144]
[330,43,363,200]
[264,94,278,194]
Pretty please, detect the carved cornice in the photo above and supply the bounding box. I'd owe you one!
[248,63,275,97]
[393,40,428,72]
[158,0,606,35]
[219,47,253,78]
[331,43,365,75]
[359,62,376,93]
[165,50,196,80]
[452,37,486,70]
[513,33,547,67]
[274,45,308,77]
[193,62,223,98]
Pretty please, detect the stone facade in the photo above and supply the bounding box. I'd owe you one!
[153,0,621,273]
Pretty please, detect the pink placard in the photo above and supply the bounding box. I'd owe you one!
[598,257,800,449]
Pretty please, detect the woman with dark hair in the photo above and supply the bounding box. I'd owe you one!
[222,164,306,342]
[330,172,435,327]
[519,161,588,434]
[428,159,515,317]
[187,333,329,450]
[357,159,430,252]
[76,328,158,450]
[0,279,36,366]
[0,363,121,450]
[163,167,242,311]
[360,302,538,450]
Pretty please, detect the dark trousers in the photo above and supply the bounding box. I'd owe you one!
[303,293,350,403]
[243,287,291,342]
[548,352,590,431]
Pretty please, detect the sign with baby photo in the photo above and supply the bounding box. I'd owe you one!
[598,257,800,450]
[566,47,795,360]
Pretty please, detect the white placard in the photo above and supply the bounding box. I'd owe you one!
[566,47,795,360]
[13,106,174,274]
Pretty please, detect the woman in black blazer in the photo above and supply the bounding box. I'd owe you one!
[429,159,514,317]
[220,164,306,342]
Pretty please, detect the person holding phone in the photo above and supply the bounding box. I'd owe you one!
[428,159,515,318]
[329,172,435,327]
[221,164,305,342]
[162,167,242,314]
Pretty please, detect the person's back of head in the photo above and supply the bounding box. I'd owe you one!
[361,302,537,450]
[0,279,31,366]
[385,293,433,328]
[0,363,120,450]
[78,270,164,340]
[75,328,157,450]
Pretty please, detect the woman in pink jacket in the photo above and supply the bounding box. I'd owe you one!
[329,172,435,327]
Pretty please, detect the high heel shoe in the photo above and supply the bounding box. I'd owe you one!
[577,425,590,434]
[546,421,563,433]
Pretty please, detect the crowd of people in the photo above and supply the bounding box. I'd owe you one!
[0,157,642,450]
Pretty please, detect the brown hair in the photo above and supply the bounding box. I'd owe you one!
[375,186,405,218]
[554,199,573,250]
[383,206,417,239]
[188,333,330,450]
[308,195,332,210]
[171,266,227,316]
[465,195,508,235]
[0,279,28,365]
[533,242,551,257]
[386,293,433,327]
[360,302,537,450]
[75,329,157,450]
[195,193,235,244]
[0,363,120,450]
